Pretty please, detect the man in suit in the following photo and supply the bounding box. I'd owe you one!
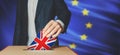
[13,0,71,46]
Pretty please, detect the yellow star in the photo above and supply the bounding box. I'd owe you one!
[72,0,79,6]
[80,34,87,40]
[86,22,92,29]
[69,43,76,49]
[82,9,89,16]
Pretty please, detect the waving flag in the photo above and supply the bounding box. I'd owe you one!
[28,31,57,50]
[58,0,120,55]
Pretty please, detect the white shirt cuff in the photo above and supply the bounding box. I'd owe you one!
[56,20,64,30]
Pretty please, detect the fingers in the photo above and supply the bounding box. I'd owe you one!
[52,28,62,38]
[43,20,54,33]
[46,24,61,37]
[43,20,62,38]
[43,20,57,37]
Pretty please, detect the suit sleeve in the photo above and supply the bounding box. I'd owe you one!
[13,0,28,45]
[54,0,71,33]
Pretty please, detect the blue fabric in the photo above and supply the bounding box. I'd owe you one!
[59,0,120,55]
[0,0,16,50]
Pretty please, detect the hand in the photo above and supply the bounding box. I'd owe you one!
[43,20,63,38]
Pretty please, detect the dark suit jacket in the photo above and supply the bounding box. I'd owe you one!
[13,0,71,45]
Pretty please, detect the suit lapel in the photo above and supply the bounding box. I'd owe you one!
[35,0,41,19]
[35,0,43,33]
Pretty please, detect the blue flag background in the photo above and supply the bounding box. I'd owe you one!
[0,0,16,50]
[0,0,120,55]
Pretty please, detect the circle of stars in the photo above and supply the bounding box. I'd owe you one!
[69,0,93,49]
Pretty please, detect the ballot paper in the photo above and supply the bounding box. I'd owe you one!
[28,31,57,50]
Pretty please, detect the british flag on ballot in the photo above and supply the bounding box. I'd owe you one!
[28,31,57,50]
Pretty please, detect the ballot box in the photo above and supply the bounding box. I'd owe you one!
[0,46,77,55]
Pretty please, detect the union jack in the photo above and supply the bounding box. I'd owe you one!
[28,31,57,50]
